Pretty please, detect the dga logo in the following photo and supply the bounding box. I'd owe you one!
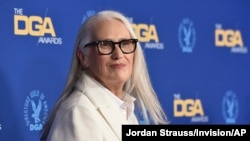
[131,20,164,50]
[215,24,247,54]
[24,90,49,131]
[81,10,96,24]
[173,93,209,123]
[13,8,62,45]
[222,90,239,124]
[178,18,196,53]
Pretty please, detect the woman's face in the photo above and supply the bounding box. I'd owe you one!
[81,19,134,89]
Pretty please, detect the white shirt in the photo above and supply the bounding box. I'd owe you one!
[103,88,139,124]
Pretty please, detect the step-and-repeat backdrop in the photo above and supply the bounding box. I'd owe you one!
[1,0,249,140]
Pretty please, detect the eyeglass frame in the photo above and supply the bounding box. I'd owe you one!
[83,39,138,55]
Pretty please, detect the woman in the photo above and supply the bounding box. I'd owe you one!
[41,10,168,141]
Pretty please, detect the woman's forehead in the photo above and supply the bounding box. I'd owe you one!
[91,20,130,40]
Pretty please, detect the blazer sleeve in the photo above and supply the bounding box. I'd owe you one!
[47,104,106,141]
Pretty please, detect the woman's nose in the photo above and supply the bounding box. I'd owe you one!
[111,44,123,59]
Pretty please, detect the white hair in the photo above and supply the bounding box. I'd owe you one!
[41,10,168,141]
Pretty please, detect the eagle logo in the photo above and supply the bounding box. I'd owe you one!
[23,90,49,131]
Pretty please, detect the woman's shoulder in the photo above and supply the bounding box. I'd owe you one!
[59,89,95,112]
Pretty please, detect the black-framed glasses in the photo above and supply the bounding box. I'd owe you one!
[84,39,138,55]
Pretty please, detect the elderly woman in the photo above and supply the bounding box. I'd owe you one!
[41,10,168,141]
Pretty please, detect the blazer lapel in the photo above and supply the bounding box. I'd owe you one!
[76,74,128,139]
[98,106,128,140]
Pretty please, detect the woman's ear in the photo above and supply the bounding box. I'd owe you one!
[77,48,89,68]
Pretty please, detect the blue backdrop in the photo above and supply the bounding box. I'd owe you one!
[0,0,249,140]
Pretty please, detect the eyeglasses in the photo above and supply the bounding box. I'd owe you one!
[84,39,138,55]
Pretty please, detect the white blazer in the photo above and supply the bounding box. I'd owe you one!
[47,74,135,141]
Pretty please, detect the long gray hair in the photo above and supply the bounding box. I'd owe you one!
[40,10,168,141]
